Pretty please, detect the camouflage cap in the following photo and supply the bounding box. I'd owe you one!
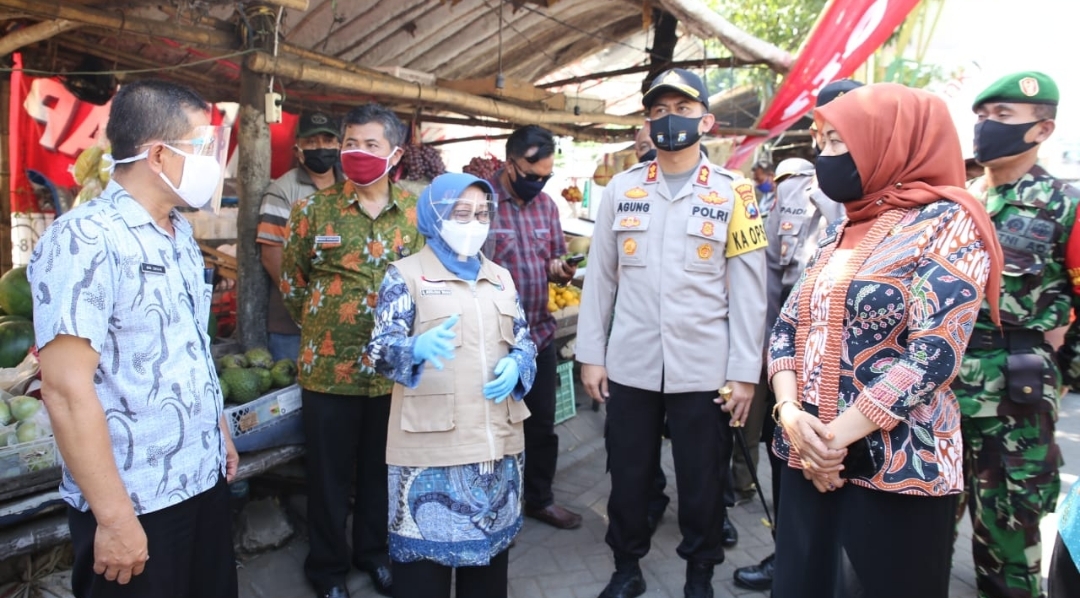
[643,68,710,111]
[972,71,1059,110]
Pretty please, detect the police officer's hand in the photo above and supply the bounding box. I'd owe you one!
[715,380,754,426]
[581,364,609,402]
[547,258,576,285]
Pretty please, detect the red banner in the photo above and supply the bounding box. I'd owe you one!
[725,0,922,168]
[8,52,301,213]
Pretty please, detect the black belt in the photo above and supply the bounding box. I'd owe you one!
[968,328,1045,351]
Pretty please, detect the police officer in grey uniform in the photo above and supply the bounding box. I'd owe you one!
[577,68,768,598]
[732,157,845,591]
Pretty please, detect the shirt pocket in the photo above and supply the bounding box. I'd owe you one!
[494,298,519,347]
[506,397,531,424]
[775,217,804,264]
[401,369,456,433]
[491,228,517,263]
[684,216,725,273]
[612,213,651,267]
[533,228,552,261]
[417,299,465,352]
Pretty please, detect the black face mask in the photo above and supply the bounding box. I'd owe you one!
[973,119,1042,164]
[649,114,704,152]
[815,153,864,203]
[638,149,658,163]
[301,148,339,175]
[509,162,552,202]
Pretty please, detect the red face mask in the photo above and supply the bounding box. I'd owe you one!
[341,148,397,186]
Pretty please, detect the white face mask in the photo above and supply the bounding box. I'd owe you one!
[113,144,223,209]
[440,219,489,258]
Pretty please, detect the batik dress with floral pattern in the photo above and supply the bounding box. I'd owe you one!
[367,266,537,567]
[768,200,990,496]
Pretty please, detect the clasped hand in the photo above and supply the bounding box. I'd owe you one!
[779,406,848,493]
[412,314,459,369]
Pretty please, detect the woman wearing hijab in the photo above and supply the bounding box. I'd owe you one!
[365,172,537,598]
[768,83,1004,598]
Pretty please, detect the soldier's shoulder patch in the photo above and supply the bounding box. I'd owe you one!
[726,178,768,258]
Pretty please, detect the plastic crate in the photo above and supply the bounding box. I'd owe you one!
[225,384,303,452]
[0,436,58,480]
[554,361,576,425]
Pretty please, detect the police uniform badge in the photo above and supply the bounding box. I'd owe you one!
[623,238,637,256]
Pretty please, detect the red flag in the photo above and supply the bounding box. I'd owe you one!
[725,0,922,168]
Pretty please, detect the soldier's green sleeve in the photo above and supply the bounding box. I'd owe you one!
[280,197,314,324]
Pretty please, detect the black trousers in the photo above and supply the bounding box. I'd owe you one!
[772,466,956,598]
[605,380,732,565]
[390,550,509,598]
[523,342,559,509]
[303,389,391,592]
[1050,534,1080,598]
[68,475,237,598]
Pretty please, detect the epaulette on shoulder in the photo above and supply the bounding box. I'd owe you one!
[711,164,739,180]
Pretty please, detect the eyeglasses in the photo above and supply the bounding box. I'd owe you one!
[449,206,492,222]
[512,160,553,183]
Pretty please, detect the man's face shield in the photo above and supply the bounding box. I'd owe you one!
[163,124,231,213]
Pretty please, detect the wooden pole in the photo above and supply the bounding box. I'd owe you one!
[0,74,9,273]
[245,52,644,127]
[0,18,81,56]
[537,56,759,89]
[0,0,235,49]
[235,11,274,351]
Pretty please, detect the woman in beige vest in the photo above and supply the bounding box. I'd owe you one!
[366,172,537,598]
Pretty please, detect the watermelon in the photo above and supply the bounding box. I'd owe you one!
[0,267,32,320]
[0,320,34,368]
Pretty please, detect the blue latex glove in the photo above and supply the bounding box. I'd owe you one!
[412,314,459,370]
[483,356,520,403]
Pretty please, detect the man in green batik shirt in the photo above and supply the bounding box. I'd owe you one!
[282,103,423,598]
[955,71,1080,598]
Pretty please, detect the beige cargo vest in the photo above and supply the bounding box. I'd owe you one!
[386,246,531,468]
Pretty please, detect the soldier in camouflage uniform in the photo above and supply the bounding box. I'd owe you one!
[954,71,1080,598]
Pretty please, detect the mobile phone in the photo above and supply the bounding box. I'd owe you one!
[565,254,586,266]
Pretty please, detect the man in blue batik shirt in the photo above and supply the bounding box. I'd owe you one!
[29,79,239,598]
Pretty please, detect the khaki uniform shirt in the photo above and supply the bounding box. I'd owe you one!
[576,156,768,392]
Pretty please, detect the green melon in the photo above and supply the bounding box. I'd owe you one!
[0,267,32,320]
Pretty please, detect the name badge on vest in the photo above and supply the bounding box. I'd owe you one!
[141,263,166,275]
[420,277,451,296]
[315,235,342,247]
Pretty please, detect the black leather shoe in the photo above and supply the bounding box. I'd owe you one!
[733,553,774,591]
[722,517,738,548]
[318,586,349,598]
[598,562,646,598]
[357,562,392,597]
[684,562,714,598]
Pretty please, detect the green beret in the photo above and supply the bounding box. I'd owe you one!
[972,71,1059,110]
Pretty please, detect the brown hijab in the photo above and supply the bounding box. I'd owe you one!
[814,83,1003,325]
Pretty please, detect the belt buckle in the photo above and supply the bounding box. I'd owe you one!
[975,331,999,350]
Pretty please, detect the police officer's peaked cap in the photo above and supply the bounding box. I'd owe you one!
[297,111,340,138]
[972,71,1059,110]
[774,158,815,183]
[816,79,864,108]
[643,68,710,111]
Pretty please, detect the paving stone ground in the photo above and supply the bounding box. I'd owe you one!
[237,389,1080,598]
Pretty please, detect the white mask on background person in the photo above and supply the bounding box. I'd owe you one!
[440,220,489,258]
[112,144,223,209]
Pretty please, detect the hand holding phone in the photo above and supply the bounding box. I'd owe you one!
[565,254,586,266]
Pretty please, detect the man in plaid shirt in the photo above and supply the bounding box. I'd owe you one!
[484,125,581,530]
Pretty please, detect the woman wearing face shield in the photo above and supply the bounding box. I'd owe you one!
[365,172,537,598]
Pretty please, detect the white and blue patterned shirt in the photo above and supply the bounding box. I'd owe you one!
[29,181,226,515]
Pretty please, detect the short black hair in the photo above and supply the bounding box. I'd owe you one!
[107,79,209,171]
[506,125,555,163]
[1034,104,1058,120]
[341,103,405,147]
[752,160,774,174]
